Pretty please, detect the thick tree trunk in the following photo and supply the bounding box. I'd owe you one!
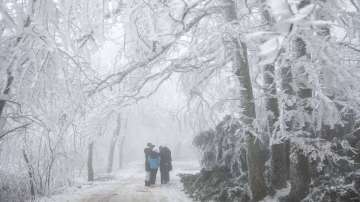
[286,1,313,198]
[260,2,290,190]
[287,148,311,202]
[239,44,267,199]
[263,46,290,191]
[269,63,290,189]
[270,140,290,189]
[107,113,121,173]
[279,37,312,201]
[246,134,267,201]
[288,9,312,197]
[266,0,312,198]
[261,1,280,139]
[222,1,267,200]
[280,54,312,202]
[87,142,94,181]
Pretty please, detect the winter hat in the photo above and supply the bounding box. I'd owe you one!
[147,142,155,148]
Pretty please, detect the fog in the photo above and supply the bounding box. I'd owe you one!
[89,33,199,171]
[92,76,199,173]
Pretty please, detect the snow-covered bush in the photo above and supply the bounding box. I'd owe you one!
[193,115,246,176]
[180,167,249,202]
[0,171,31,202]
[182,115,250,201]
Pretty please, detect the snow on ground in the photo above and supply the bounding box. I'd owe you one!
[37,161,200,202]
[260,183,291,202]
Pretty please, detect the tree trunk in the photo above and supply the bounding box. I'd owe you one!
[275,62,294,192]
[287,148,311,202]
[269,63,290,189]
[261,1,280,140]
[0,70,14,140]
[282,52,312,201]
[107,142,116,173]
[0,68,14,117]
[270,140,290,189]
[22,149,36,200]
[287,1,313,199]
[107,113,121,173]
[246,134,267,201]
[87,142,94,181]
[263,64,280,132]
[174,142,182,160]
[279,36,312,202]
[118,135,125,169]
[260,2,290,190]
[233,17,267,202]
[222,1,267,200]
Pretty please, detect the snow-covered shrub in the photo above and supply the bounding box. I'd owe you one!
[181,115,249,201]
[193,129,217,169]
[0,171,31,202]
[303,172,360,202]
[180,167,249,202]
[193,115,246,176]
[301,138,360,202]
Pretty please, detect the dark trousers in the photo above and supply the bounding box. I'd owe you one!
[160,169,170,184]
[150,169,158,185]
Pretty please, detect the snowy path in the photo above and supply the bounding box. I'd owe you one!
[39,161,199,202]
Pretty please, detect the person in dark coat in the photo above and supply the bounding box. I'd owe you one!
[159,146,172,184]
[144,143,154,186]
[148,147,160,185]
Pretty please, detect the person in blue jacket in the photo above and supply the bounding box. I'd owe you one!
[144,143,154,186]
[148,146,160,185]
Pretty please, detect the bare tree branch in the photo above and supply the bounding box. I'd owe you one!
[0,123,31,140]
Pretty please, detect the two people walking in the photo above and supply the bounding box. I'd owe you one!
[144,143,172,186]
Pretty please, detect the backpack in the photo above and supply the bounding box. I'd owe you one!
[148,157,160,169]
